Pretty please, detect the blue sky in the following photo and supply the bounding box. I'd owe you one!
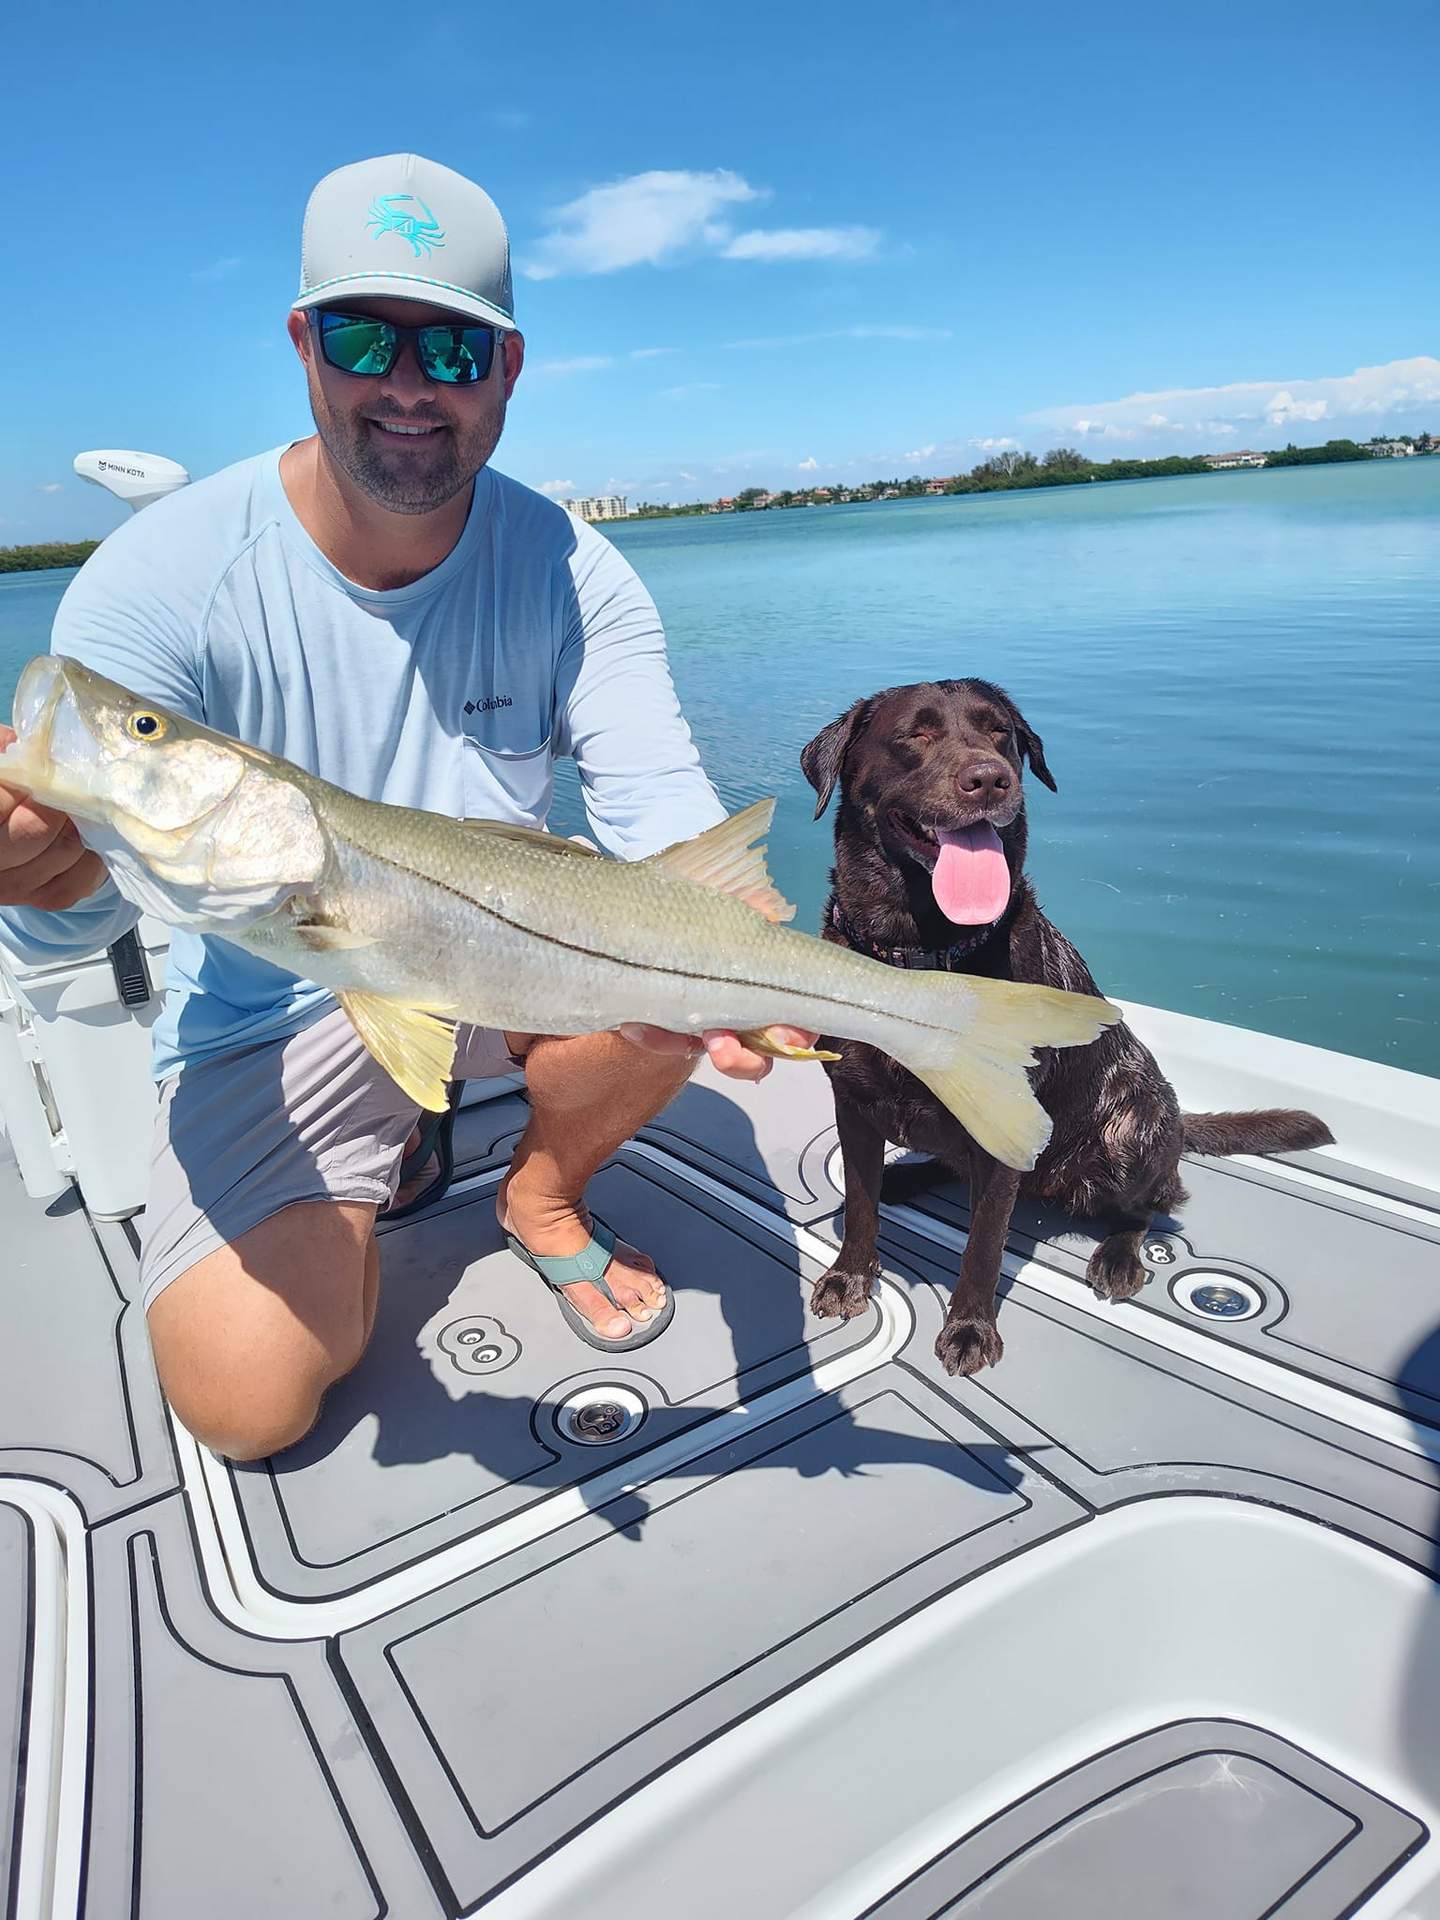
[7,0,1437,536]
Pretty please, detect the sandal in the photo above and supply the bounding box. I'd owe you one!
[504,1218,676,1351]
[384,1081,463,1221]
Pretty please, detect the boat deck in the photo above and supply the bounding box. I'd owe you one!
[5,1046,1440,1918]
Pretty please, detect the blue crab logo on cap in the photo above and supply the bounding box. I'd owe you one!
[366,193,446,259]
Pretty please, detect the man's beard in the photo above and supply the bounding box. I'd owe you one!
[314,387,506,515]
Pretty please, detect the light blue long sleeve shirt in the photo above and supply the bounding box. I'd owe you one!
[0,448,724,1078]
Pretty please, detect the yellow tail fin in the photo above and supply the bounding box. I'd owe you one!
[906,979,1121,1171]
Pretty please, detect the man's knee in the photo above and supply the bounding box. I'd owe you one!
[154,1315,366,1461]
[522,1027,694,1115]
[169,1370,330,1463]
[145,1199,377,1461]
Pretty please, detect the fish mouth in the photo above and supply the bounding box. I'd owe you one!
[1,656,107,817]
[12,653,65,743]
[1,655,66,786]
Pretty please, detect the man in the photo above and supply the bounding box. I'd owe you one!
[0,153,805,1461]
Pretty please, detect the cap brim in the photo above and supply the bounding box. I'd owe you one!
[293,271,516,330]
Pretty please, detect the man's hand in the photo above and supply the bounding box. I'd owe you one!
[0,724,108,912]
[619,1023,822,1085]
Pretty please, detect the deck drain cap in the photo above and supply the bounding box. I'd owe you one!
[1172,1271,1265,1322]
[555,1385,647,1446]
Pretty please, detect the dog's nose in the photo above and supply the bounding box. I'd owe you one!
[958,760,1013,803]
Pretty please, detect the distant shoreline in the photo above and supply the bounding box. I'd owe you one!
[619,435,1436,520]
[0,540,98,577]
[4,437,1434,571]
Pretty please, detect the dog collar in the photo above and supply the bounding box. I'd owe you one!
[828,903,1002,969]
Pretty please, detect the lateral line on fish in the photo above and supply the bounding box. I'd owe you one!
[350,843,965,1037]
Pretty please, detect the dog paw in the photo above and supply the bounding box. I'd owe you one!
[810,1267,877,1319]
[934,1315,1004,1377]
[1086,1245,1148,1302]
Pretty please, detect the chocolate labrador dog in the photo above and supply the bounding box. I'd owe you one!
[802,678,1333,1378]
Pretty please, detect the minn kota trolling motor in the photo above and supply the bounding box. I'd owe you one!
[73,448,191,515]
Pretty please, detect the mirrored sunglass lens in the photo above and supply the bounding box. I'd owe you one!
[419,326,495,384]
[321,316,395,375]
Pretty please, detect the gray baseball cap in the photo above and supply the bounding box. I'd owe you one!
[294,153,517,331]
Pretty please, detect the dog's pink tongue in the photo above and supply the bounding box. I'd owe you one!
[932,824,1010,925]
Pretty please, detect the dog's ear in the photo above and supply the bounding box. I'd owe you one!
[1014,710,1058,792]
[960,678,1060,794]
[993,692,1057,793]
[800,699,870,819]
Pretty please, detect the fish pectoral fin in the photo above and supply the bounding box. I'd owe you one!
[737,1028,841,1062]
[643,798,797,924]
[294,923,377,952]
[336,991,457,1112]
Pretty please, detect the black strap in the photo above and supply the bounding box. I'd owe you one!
[107,930,152,1008]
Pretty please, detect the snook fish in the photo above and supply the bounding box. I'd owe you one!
[0,656,1122,1169]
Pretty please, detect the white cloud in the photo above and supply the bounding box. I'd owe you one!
[537,480,575,496]
[1028,357,1440,445]
[521,169,881,279]
[719,226,879,263]
[529,355,616,377]
[1071,419,1137,441]
[678,470,697,482]
[797,456,820,471]
[36,482,64,494]
[191,255,242,283]
[726,325,950,350]
[528,348,673,375]
[522,170,762,279]
[904,444,937,460]
[967,436,1018,451]
[1265,390,1328,426]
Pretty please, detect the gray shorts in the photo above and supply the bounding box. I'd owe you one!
[138,1008,521,1312]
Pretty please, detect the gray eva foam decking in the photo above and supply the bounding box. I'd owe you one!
[2,1056,1439,1917]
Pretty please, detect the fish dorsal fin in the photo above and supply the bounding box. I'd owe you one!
[337,990,457,1112]
[457,818,603,858]
[643,799,796,923]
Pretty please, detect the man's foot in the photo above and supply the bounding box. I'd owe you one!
[496,1171,667,1342]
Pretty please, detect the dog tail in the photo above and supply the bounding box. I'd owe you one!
[1182,1109,1334,1156]
[900,977,1121,1172]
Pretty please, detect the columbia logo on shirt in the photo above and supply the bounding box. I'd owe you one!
[464,695,513,716]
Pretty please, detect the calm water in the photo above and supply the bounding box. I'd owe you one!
[3,459,1436,1074]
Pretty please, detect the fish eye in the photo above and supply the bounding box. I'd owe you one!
[128,711,168,741]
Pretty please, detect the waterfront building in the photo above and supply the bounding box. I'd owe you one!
[569,494,628,521]
[1201,450,1268,470]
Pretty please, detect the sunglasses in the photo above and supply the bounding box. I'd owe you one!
[311,309,500,385]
